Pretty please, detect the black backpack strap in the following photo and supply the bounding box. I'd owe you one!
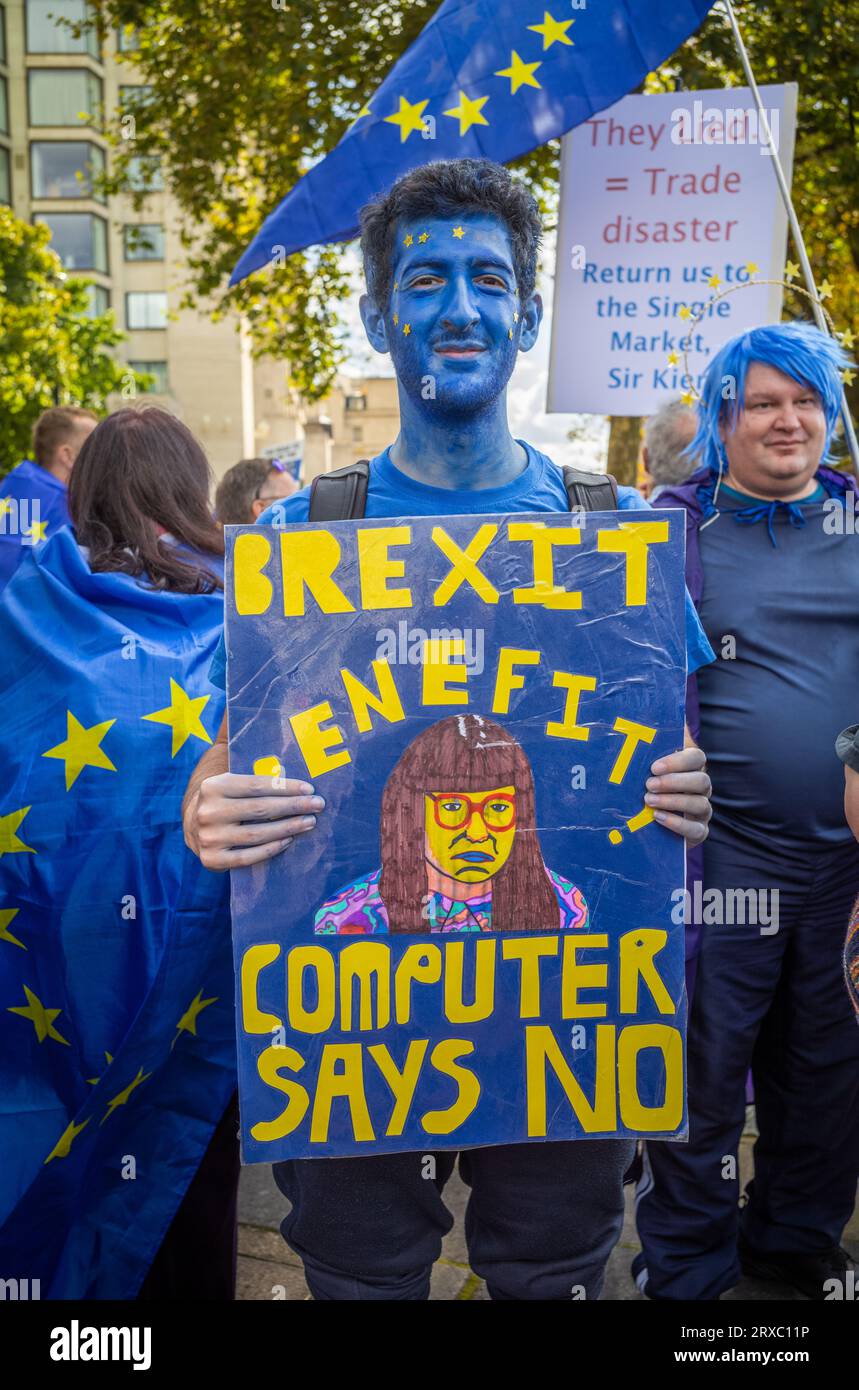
[308,460,371,522]
[561,466,619,512]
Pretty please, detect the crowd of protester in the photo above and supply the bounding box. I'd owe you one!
[0,156,856,1304]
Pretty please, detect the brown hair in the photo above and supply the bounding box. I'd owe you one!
[378,713,559,934]
[215,457,274,525]
[32,406,98,467]
[68,406,225,594]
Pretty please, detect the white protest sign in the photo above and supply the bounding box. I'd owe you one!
[547,85,797,416]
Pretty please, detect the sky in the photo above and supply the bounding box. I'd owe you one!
[337,228,610,470]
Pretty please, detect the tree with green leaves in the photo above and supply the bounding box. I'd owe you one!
[0,208,135,477]
[93,1,856,440]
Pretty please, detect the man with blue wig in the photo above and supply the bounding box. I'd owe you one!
[634,320,859,1301]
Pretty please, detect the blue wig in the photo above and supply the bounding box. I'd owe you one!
[689,320,852,477]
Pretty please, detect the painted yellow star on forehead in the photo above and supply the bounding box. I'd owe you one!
[508,327,514,338]
[393,312,399,326]
[452,225,465,239]
[527,11,574,49]
[403,232,414,247]
[403,323,411,335]
[418,231,429,243]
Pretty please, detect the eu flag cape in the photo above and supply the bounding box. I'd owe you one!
[0,460,71,595]
[0,528,236,1299]
[231,0,717,283]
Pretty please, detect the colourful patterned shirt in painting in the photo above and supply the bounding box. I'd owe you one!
[846,896,859,1019]
[313,867,588,935]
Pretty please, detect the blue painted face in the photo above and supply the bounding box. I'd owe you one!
[362,212,542,417]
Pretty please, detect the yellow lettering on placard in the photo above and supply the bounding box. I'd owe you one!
[510,523,582,609]
[368,1040,429,1136]
[597,521,669,606]
[432,525,500,606]
[251,1046,309,1142]
[310,1044,375,1142]
[501,937,559,1017]
[443,940,496,1023]
[492,648,541,715]
[341,661,406,734]
[357,526,413,610]
[422,637,468,706]
[421,1040,481,1135]
[395,946,442,1024]
[340,942,391,1031]
[560,934,609,1018]
[234,532,273,615]
[617,1024,683,1130]
[241,943,283,1033]
[289,702,351,778]
[286,946,336,1034]
[280,530,355,616]
[619,930,675,1014]
[546,672,597,741]
[608,717,656,784]
[525,1024,617,1136]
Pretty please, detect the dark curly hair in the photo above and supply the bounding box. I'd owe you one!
[359,158,543,312]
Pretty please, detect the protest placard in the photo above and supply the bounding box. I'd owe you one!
[225,510,688,1161]
[548,85,797,415]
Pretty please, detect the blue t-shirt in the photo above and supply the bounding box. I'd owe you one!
[209,441,714,688]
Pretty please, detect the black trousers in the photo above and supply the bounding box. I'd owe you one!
[273,1136,636,1300]
[138,1095,240,1301]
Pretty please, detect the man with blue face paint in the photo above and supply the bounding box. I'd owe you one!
[183,159,714,1301]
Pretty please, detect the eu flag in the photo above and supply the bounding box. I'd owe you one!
[231,0,716,283]
[0,529,236,1299]
[0,459,72,595]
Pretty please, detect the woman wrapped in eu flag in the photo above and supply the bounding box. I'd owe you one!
[0,407,238,1300]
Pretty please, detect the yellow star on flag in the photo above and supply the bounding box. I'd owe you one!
[838,328,855,349]
[784,260,800,282]
[452,226,465,239]
[0,907,26,950]
[142,679,211,758]
[513,310,519,322]
[393,281,399,291]
[418,231,429,243]
[354,103,372,120]
[42,711,117,791]
[172,988,218,1048]
[818,279,833,300]
[403,233,414,247]
[843,368,856,387]
[87,1051,114,1085]
[744,261,759,276]
[24,520,48,542]
[45,1117,90,1163]
[443,90,489,135]
[8,984,70,1045]
[495,50,542,94]
[0,499,12,517]
[679,306,692,320]
[667,351,679,367]
[508,327,514,339]
[527,11,574,49]
[707,274,721,289]
[0,806,36,858]
[101,1066,152,1124]
[680,390,697,406]
[384,95,429,143]
[403,323,411,335]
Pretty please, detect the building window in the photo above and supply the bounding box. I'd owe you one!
[26,0,98,56]
[351,426,363,442]
[0,75,7,137]
[126,154,163,192]
[0,146,10,205]
[85,282,109,316]
[123,223,164,260]
[345,393,367,412]
[0,5,6,64]
[31,140,105,198]
[116,22,139,53]
[119,84,153,112]
[128,360,168,393]
[28,69,102,126]
[36,210,107,271]
[126,291,168,329]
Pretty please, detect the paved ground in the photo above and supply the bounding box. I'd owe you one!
[237,1117,859,1301]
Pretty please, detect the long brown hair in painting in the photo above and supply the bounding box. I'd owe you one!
[378,713,559,934]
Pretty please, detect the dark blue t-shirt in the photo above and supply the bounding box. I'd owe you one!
[209,441,714,688]
[696,480,858,843]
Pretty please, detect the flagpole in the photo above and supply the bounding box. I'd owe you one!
[721,0,859,472]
